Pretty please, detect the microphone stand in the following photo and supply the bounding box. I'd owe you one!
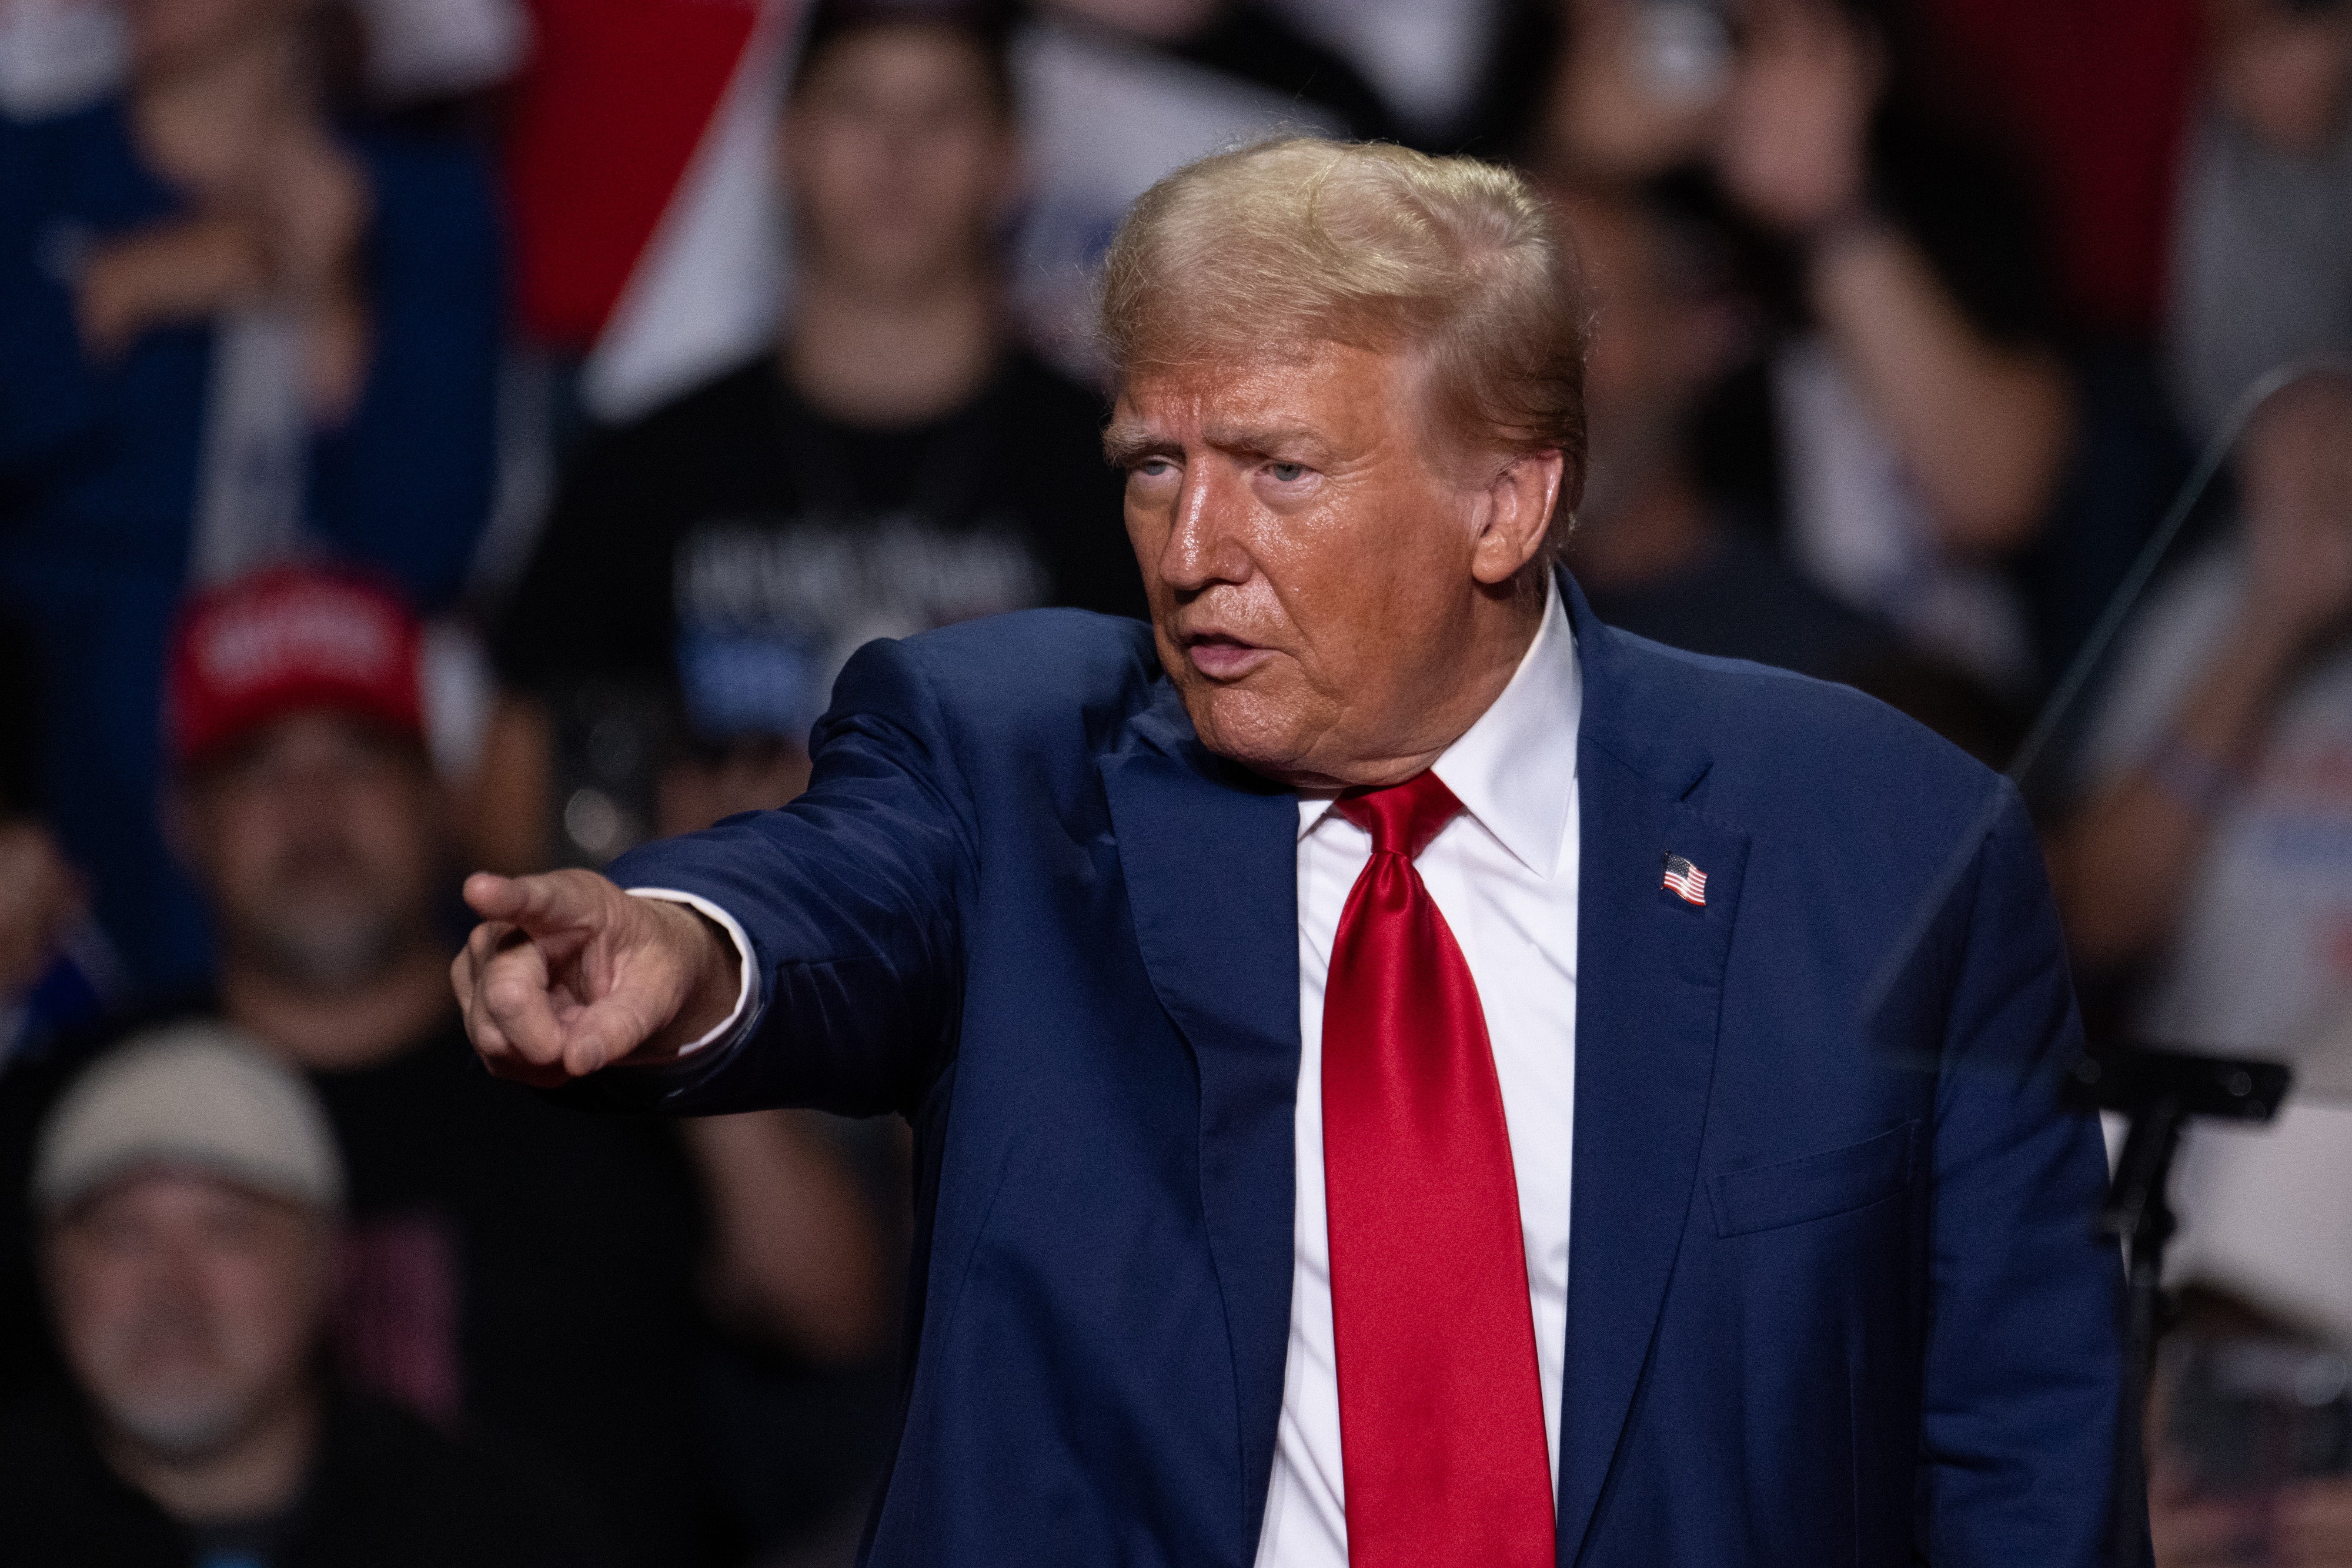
[2066,1046,2290,1568]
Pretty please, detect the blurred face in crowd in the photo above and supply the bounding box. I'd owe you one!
[2211,0,2352,156]
[178,713,440,994]
[1557,190,1736,523]
[1108,343,1561,788]
[46,1169,330,1461]
[781,22,1017,297]
[2244,374,2352,527]
[121,0,300,80]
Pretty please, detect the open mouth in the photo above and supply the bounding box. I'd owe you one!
[1182,633,1274,681]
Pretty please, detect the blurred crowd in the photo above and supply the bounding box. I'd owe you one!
[1,0,2349,1562]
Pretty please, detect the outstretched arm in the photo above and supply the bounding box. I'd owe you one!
[452,636,975,1116]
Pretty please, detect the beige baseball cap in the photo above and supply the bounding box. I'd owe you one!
[33,1022,345,1216]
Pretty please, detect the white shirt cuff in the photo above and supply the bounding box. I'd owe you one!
[625,887,756,1057]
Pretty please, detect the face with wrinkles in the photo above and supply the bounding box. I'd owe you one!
[1107,342,1562,788]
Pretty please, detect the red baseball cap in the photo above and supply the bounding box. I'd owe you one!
[166,566,425,770]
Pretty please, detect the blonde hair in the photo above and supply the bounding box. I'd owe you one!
[1099,137,1587,509]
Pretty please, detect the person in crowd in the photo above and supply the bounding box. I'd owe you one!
[2056,370,2352,1047]
[1515,0,1735,185]
[1714,0,2076,695]
[480,0,1144,874]
[0,0,502,998]
[2169,0,2352,444]
[2052,372,2352,1564]
[0,1024,607,1567]
[1549,170,2023,762]
[1549,172,1892,681]
[1,566,895,1566]
[1527,0,2074,698]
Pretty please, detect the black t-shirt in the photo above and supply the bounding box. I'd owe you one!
[0,1391,611,1568]
[304,1021,714,1567]
[493,349,1144,748]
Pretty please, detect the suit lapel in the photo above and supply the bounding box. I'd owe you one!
[1555,577,1749,1565]
[1098,691,1301,1553]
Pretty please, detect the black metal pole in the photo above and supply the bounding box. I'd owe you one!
[2104,1094,2184,1568]
[2069,1047,2290,1568]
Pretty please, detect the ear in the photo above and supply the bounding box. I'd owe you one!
[1470,448,1566,587]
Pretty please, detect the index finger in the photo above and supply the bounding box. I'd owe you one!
[463,870,603,936]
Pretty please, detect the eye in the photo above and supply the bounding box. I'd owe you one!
[1265,462,1308,483]
[1130,457,1176,482]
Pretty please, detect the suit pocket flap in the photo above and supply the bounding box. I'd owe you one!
[1706,1121,1917,1237]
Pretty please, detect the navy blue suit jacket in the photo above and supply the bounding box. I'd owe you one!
[602,576,2126,1567]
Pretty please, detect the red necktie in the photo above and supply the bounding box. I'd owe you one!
[1322,771,1555,1567]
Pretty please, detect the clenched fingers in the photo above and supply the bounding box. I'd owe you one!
[557,992,666,1079]
[467,934,574,1084]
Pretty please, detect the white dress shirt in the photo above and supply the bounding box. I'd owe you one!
[1254,583,1582,1568]
[639,585,1584,1568]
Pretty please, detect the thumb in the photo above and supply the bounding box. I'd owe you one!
[463,870,606,935]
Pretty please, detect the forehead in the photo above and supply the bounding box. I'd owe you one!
[58,1166,299,1230]
[203,710,416,783]
[794,21,998,106]
[1112,342,1419,446]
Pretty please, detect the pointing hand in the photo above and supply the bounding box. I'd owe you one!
[453,870,740,1086]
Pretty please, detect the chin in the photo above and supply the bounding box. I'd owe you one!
[247,905,403,991]
[101,1380,253,1459]
[1179,684,1315,784]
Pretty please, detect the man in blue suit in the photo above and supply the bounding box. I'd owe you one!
[455,139,2130,1566]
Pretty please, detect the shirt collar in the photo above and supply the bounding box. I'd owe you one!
[1295,577,1582,878]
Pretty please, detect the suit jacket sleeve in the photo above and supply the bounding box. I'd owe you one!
[584,636,978,1118]
[1917,780,2134,1564]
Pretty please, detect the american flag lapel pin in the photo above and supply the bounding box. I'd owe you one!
[1661,852,1708,907]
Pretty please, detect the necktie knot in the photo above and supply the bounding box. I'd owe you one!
[1334,770,1464,861]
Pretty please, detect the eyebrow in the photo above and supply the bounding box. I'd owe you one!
[1101,420,1167,468]
[1100,420,1335,467]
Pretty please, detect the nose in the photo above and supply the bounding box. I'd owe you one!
[1155,462,1254,600]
